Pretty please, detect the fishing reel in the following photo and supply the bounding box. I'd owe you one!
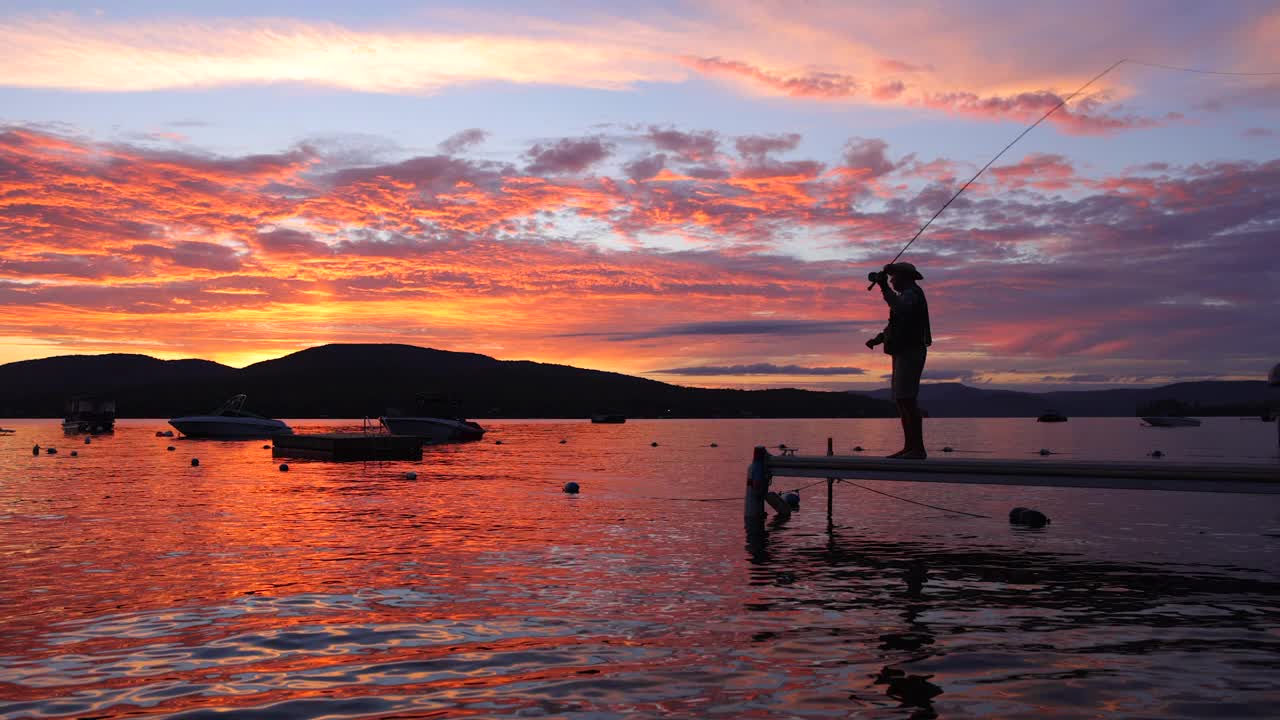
[866,270,887,289]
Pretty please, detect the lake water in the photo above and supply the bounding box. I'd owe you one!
[1,417,1278,719]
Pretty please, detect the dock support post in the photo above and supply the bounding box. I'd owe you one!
[745,445,772,524]
[826,437,835,529]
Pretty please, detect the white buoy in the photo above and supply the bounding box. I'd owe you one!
[404,471,417,480]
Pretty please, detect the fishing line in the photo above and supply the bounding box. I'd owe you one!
[867,57,1280,285]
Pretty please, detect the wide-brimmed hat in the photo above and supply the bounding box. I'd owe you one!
[885,262,923,281]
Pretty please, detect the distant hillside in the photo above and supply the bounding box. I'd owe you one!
[866,381,1279,417]
[0,344,895,419]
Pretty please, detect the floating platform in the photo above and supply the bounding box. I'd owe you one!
[765,453,1280,495]
[273,433,422,461]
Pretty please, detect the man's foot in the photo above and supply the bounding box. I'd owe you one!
[886,448,908,458]
[897,449,928,460]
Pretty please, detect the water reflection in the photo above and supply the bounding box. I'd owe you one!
[1,418,1277,718]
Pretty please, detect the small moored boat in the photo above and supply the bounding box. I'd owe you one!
[1141,416,1202,428]
[379,394,485,444]
[63,396,116,434]
[169,395,292,438]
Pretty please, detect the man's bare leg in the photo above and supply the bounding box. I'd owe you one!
[888,399,912,457]
[896,398,927,460]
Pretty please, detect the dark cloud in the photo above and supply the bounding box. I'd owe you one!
[842,137,896,177]
[439,128,490,154]
[623,153,666,181]
[657,363,866,376]
[253,228,332,257]
[524,137,613,175]
[646,127,719,162]
[129,241,242,272]
[735,133,802,158]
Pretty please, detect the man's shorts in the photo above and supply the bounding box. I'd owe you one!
[891,346,927,400]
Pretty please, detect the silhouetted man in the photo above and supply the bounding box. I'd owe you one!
[867,262,931,459]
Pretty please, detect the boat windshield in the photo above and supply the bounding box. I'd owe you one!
[212,394,267,419]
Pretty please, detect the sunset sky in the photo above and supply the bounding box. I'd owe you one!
[0,1,1276,391]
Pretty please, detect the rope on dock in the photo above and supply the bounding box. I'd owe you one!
[838,479,990,519]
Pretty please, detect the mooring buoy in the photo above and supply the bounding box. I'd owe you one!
[1150,450,1164,458]
[190,458,199,467]
[783,492,800,510]
[84,437,91,444]
[404,471,417,480]
[70,450,78,457]
[262,444,271,449]
[853,445,864,452]
[710,442,718,447]
[279,463,289,472]
[559,439,567,444]
[563,481,580,494]
[942,446,954,453]
[1038,448,1052,456]
[46,447,57,454]
[167,446,175,451]
[651,441,658,447]
[495,440,503,445]
[32,444,39,456]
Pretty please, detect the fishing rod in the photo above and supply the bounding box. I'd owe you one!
[865,57,1280,290]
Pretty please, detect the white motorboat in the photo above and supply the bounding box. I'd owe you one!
[379,416,485,443]
[169,395,292,438]
[1141,416,1202,428]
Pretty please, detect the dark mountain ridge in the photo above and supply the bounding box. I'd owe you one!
[0,344,894,419]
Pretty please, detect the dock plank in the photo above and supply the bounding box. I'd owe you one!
[766,454,1280,494]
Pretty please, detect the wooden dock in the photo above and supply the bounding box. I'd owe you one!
[765,453,1280,494]
[273,433,422,461]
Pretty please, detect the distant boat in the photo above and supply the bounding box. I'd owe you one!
[1036,410,1068,423]
[169,395,292,438]
[0,427,15,434]
[1142,416,1202,428]
[590,414,626,424]
[379,393,485,443]
[63,396,115,434]
[1261,412,1276,422]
